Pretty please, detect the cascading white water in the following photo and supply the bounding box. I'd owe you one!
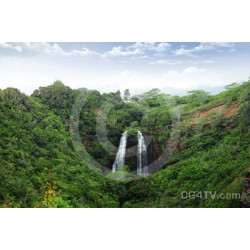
[137,131,148,176]
[112,131,128,172]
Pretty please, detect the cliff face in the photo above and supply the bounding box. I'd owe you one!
[242,167,250,208]
[124,131,164,172]
[125,131,159,172]
[143,131,162,166]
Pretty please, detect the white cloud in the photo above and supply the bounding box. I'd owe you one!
[89,66,239,94]
[159,67,211,89]
[152,59,182,65]
[174,42,235,56]
[0,42,171,59]
[103,42,171,57]
[1,42,249,96]
[182,66,206,74]
[103,45,141,57]
[0,42,22,52]
[22,42,64,54]
[0,42,100,57]
[156,42,171,51]
[64,48,99,56]
[128,42,171,52]
[22,42,100,56]
[75,67,221,93]
[1,56,249,96]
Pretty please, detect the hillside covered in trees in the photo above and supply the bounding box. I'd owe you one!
[0,80,249,208]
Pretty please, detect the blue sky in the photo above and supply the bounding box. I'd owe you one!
[0,42,250,96]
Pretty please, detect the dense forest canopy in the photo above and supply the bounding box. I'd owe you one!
[0,80,249,207]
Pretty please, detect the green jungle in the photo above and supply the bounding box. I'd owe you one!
[0,80,249,208]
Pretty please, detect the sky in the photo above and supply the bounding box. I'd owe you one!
[0,42,250,96]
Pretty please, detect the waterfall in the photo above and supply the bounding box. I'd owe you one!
[112,131,128,172]
[137,131,148,176]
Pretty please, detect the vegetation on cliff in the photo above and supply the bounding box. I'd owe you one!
[0,80,249,207]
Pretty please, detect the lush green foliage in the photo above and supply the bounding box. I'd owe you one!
[0,87,119,207]
[0,80,249,207]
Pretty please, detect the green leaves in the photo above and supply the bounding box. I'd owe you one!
[0,87,120,208]
[0,80,249,208]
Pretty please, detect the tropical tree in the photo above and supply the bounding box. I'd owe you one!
[123,89,131,102]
